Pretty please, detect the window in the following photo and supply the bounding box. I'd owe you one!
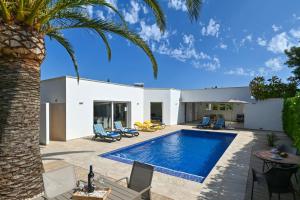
[219,104,226,111]
[212,104,218,110]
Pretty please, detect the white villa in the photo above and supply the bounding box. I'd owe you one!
[40,76,283,144]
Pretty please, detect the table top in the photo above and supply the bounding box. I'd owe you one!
[254,150,300,165]
[35,175,141,200]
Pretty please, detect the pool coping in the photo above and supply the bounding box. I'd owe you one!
[100,129,237,183]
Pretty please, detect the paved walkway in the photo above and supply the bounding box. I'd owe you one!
[41,125,289,200]
[244,132,300,200]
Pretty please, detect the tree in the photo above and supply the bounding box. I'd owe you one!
[249,76,297,100]
[285,46,300,85]
[0,0,202,199]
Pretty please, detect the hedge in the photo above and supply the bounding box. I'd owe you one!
[282,93,300,150]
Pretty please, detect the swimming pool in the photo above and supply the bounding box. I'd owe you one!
[100,129,236,183]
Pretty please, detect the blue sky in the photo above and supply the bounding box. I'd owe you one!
[41,0,300,89]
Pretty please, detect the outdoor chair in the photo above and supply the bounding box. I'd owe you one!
[213,118,225,129]
[93,124,122,141]
[114,121,139,137]
[197,117,211,128]
[116,161,154,200]
[277,144,299,183]
[42,166,77,199]
[251,167,297,200]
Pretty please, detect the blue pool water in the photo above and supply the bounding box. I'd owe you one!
[100,129,236,182]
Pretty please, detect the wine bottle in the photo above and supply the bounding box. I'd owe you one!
[87,165,95,193]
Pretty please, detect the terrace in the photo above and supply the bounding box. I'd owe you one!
[39,125,300,200]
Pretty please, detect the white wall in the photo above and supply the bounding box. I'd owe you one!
[65,77,144,140]
[143,89,181,125]
[143,89,171,124]
[244,98,283,131]
[41,77,66,103]
[181,87,252,103]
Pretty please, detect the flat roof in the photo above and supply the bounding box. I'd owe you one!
[41,76,249,91]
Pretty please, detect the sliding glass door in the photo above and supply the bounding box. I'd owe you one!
[94,102,112,130]
[114,103,128,127]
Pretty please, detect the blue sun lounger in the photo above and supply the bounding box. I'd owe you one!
[114,121,139,137]
[93,124,121,141]
[213,118,225,129]
[197,117,211,128]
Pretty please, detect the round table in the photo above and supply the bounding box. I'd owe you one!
[254,150,300,165]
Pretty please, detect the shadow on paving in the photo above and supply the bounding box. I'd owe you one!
[197,135,254,200]
[42,150,94,160]
[197,132,300,200]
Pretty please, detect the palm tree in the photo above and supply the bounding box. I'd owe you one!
[0,0,202,199]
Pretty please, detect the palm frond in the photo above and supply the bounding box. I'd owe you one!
[50,19,158,78]
[0,0,11,22]
[16,0,25,21]
[40,0,124,26]
[96,31,112,61]
[186,0,202,21]
[143,0,166,32]
[46,31,80,81]
[25,0,48,25]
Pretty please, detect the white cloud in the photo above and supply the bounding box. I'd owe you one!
[167,0,187,11]
[219,43,227,49]
[106,0,118,10]
[226,57,284,77]
[183,34,195,46]
[293,13,300,20]
[139,21,168,42]
[267,32,294,53]
[257,37,267,46]
[82,5,93,18]
[123,1,140,24]
[272,24,281,32]
[265,57,283,72]
[154,34,220,71]
[142,6,148,14]
[201,19,220,37]
[95,10,105,19]
[193,57,221,71]
[290,28,300,39]
[240,34,252,46]
[225,67,255,76]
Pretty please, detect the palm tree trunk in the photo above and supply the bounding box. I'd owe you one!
[0,23,45,199]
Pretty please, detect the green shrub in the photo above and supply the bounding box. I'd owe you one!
[282,93,300,151]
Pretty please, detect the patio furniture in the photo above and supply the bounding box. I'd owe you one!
[38,168,146,200]
[93,124,122,141]
[213,118,225,129]
[277,144,298,155]
[254,150,300,172]
[42,166,77,199]
[114,121,139,137]
[277,144,299,183]
[134,122,156,132]
[251,168,266,200]
[197,117,211,128]
[144,120,163,130]
[115,161,154,200]
[251,167,297,200]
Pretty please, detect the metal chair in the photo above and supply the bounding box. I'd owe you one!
[265,166,297,200]
[251,167,297,200]
[116,161,154,200]
[42,166,77,199]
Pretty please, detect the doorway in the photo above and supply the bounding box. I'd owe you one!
[94,102,112,130]
[150,102,163,122]
[114,103,128,127]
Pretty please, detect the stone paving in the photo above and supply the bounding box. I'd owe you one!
[40,125,285,200]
